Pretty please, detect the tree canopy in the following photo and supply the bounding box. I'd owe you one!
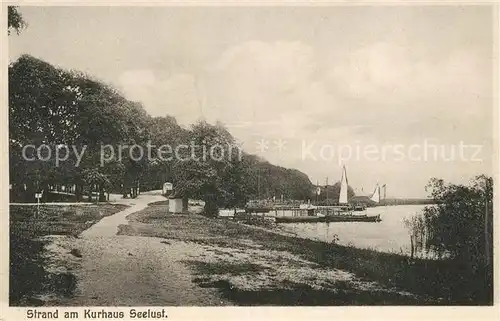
[8,7,26,35]
[422,175,493,264]
[404,175,493,282]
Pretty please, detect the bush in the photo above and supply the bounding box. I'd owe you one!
[404,175,493,302]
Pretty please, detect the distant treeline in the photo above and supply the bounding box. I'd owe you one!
[380,198,436,206]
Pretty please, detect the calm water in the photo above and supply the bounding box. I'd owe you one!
[277,205,427,256]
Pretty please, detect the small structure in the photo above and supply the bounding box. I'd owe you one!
[163,182,173,196]
[168,191,188,213]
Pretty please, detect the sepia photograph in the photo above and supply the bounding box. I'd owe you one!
[5,3,496,311]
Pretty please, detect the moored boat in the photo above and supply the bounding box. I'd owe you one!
[275,213,381,223]
[320,166,381,222]
[245,207,272,213]
[352,204,366,211]
[275,167,382,223]
[275,215,327,223]
[325,213,381,222]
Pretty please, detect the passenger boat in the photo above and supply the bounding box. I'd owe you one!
[352,204,366,211]
[245,199,272,213]
[319,166,382,222]
[245,206,271,214]
[275,166,382,223]
[275,213,380,223]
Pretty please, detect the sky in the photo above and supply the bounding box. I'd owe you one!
[9,6,495,198]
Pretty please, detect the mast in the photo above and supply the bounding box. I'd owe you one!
[325,177,329,203]
[257,174,261,200]
[316,180,319,205]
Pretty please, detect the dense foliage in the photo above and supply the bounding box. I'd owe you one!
[423,176,493,263]
[8,6,26,35]
[404,175,493,301]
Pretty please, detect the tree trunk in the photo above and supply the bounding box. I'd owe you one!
[88,185,92,202]
[410,235,414,260]
[182,196,189,212]
[75,184,82,202]
[204,198,219,217]
[122,182,128,198]
[99,185,106,202]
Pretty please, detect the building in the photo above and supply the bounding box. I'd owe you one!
[168,191,188,213]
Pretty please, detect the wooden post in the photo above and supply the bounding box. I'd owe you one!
[485,196,490,267]
[325,177,328,204]
[35,192,42,218]
[410,234,414,260]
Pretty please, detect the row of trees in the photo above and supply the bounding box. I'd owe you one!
[9,54,317,214]
[8,10,349,214]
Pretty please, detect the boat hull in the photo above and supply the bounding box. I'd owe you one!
[275,216,326,223]
[326,214,381,222]
[245,207,271,213]
[275,214,381,223]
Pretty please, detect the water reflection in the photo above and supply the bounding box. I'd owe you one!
[278,205,428,257]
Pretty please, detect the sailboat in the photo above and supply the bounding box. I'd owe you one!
[320,166,381,222]
[370,184,381,203]
[339,166,365,211]
[338,165,349,208]
[275,166,382,223]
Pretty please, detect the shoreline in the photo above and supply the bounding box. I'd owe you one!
[10,201,492,306]
[120,205,492,305]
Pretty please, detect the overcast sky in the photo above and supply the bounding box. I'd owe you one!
[9,6,494,197]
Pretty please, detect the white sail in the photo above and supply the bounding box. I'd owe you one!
[370,184,380,203]
[339,166,349,204]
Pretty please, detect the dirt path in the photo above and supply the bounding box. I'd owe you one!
[45,192,226,306]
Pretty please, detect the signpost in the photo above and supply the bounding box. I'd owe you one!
[35,191,43,218]
[163,182,173,195]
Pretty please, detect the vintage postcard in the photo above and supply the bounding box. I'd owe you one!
[1,1,498,320]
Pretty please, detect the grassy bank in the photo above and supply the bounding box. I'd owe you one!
[119,204,492,305]
[10,204,128,306]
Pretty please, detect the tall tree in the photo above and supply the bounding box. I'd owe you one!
[172,121,241,216]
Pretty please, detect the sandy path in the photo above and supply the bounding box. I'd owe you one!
[47,192,225,306]
[81,201,150,237]
[40,192,417,305]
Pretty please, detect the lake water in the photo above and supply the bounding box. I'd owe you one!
[276,205,427,256]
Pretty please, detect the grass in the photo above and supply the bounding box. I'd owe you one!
[185,261,271,276]
[148,200,169,206]
[121,205,493,305]
[10,204,128,306]
[10,204,129,237]
[192,279,421,306]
